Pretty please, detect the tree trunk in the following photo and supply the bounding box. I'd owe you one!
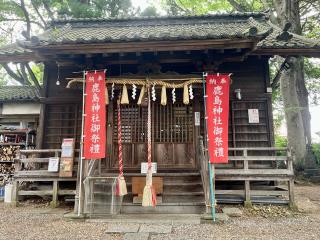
[280,57,307,169]
[273,0,314,169]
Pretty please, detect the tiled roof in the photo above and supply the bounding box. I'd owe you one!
[258,23,320,49]
[31,12,319,49]
[0,43,33,56]
[0,12,319,59]
[0,86,40,102]
[38,13,271,44]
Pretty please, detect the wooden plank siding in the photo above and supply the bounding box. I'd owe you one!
[41,56,274,171]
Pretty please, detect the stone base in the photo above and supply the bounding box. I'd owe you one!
[200,213,229,223]
[223,207,243,217]
[124,233,149,240]
[244,201,253,208]
[50,201,59,208]
[63,212,86,221]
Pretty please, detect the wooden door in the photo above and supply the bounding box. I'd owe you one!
[111,101,196,170]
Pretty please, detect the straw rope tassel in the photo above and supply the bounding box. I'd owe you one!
[183,83,189,105]
[161,85,167,106]
[105,86,109,105]
[142,88,157,207]
[115,98,127,196]
[121,84,129,104]
[137,85,145,105]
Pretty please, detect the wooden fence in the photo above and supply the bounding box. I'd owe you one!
[12,149,77,207]
[199,137,295,208]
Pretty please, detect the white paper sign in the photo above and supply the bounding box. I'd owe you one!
[48,157,60,172]
[194,112,200,126]
[61,138,74,158]
[248,109,259,123]
[141,162,157,174]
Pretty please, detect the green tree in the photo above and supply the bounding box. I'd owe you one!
[0,0,135,90]
[161,0,320,169]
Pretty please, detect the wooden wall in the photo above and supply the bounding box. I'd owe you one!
[41,55,274,167]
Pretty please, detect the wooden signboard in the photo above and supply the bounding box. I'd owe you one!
[132,176,163,204]
[59,138,75,177]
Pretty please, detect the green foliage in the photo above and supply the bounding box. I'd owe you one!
[53,0,134,18]
[312,143,320,165]
[161,0,271,15]
[0,0,135,87]
[275,135,288,148]
[31,63,44,85]
[140,6,160,17]
[305,58,320,105]
[274,135,287,156]
[161,0,232,15]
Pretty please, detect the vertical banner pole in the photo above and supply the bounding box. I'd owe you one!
[78,70,86,216]
[202,72,216,222]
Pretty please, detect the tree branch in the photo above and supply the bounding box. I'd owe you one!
[1,63,25,85]
[24,63,42,93]
[227,0,246,12]
[0,19,44,28]
[42,1,55,21]
[19,64,31,85]
[30,0,47,28]
[20,0,31,40]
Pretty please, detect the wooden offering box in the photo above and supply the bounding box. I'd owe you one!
[132,176,163,204]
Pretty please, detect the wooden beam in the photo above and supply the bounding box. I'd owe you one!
[0,53,44,63]
[253,48,320,57]
[33,39,255,55]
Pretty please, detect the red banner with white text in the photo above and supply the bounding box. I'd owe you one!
[206,74,230,163]
[83,71,106,159]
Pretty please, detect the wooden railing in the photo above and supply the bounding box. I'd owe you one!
[198,136,210,212]
[198,137,295,206]
[12,149,78,207]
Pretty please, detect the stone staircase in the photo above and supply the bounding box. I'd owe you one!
[86,172,206,215]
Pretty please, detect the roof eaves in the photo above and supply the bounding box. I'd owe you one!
[49,12,267,26]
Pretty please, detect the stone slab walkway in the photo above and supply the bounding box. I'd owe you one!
[105,224,173,239]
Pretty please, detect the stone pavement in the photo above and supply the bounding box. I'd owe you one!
[105,224,173,240]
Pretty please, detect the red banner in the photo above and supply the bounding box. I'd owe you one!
[206,74,230,163]
[83,71,106,159]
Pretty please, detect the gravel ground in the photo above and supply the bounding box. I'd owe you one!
[0,184,319,240]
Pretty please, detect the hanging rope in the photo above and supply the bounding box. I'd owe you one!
[142,87,157,207]
[117,98,123,177]
[66,78,203,89]
[115,97,127,196]
[147,88,152,173]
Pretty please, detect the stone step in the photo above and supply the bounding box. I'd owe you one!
[120,202,205,214]
[101,172,201,177]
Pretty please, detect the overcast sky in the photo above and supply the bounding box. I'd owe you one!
[132,0,162,11]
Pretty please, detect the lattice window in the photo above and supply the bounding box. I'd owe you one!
[153,103,193,143]
[113,102,193,144]
[43,104,81,149]
[113,104,147,143]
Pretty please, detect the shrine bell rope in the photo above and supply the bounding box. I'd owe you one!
[115,97,127,196]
